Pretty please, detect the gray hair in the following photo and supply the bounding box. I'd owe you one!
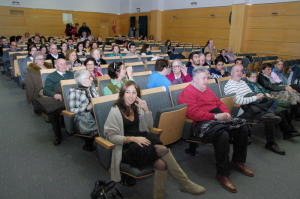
[74,70,91,85]
[192,66,209,78]
[171,59,183,67]
[33,51,45,63]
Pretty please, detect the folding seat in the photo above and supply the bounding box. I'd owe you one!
[40,68,56,87]
[132,71,152,89]
[141,86,187,145]
[217,76,231,97]
[125,61,145,72]
[92,94,155,179]
[122,55,140,63]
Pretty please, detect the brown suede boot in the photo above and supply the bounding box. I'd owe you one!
[161,150,206,195]
[153,170,168,199]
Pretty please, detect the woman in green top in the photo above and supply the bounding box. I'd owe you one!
[103,62,134,95]
[245,71,291,113]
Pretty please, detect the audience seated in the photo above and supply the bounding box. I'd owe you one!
[147,59,172,91]
[3,41,21,76]
[69,70,99,151]
[90,42,98,50]
[46,44,65,66]
[84,57,101,82]
[226,47,236,63]
[178,66,253,193]
[204,40,218,60]
[39,45,48,56]
[216,49,230,64]
[84,39,91,53]
[103,62,133,95]
[91,48,106,65]
[209,59,230,79]
[204,52,214,66]
[140,43,152,55]
[65,49,82,69]
[126,43,138,56]
[76,42,85,56]
[60,42,68,57]
[224,65,299,155]
[25,51,52,104]
[272,59,300,93]
[107,44,122,57]
[187,52,205,77]
[166,59,191,84]
[258,63,300,106]
[43,58,74,145]
[104,81,205,196]
[67,38,75,49]
[245,71,300,137]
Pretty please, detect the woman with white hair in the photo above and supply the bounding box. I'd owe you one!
[68,70,99,151]
[166,59,192,84]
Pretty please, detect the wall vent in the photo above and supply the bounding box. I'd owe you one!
[9,10,24,16]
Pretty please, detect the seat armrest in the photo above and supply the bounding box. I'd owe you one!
[61,110,75,117]
[150,128,163,134]
[95,137,115,150]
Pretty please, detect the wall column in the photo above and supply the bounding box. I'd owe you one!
[229,4,248,53]
[150,10,162,40]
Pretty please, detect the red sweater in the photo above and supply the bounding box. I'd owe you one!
[166,72,192,84]
[178,84,229,121]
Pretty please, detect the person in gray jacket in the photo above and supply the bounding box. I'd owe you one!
[104,81,205,199]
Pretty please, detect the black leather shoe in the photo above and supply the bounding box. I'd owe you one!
[265,143,285,155]
[261,113,281,123]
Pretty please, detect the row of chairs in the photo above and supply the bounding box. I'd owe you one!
[60,79,235,179]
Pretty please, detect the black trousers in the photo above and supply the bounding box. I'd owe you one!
[265,111,295,143]
[48,109,63,139]
[203,126,249,176]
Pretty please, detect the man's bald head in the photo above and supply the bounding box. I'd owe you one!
[231,64,243,81]
[55,58,67,73]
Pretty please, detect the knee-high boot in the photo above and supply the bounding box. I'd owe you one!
[161,150,206,195]
[153,170,167,199]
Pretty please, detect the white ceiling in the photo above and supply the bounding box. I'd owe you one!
[0,0,298,14]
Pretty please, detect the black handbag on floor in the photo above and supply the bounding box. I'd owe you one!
[91,180,124,199]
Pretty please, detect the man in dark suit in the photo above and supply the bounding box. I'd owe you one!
[46,44,65,67]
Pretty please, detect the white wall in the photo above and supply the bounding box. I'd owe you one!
[0,0,121,13]
[120,0,299,13]
[0,0,297,14]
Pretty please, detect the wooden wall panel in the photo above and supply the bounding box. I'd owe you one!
[243,2,300,58]
[161,6,232,48]
[0,6,119,38]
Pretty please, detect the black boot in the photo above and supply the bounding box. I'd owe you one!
[185,142,199,156]
[290,105,300,121]
[82,137,96,151]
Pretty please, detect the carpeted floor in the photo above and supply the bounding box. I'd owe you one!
[1,75,300,199]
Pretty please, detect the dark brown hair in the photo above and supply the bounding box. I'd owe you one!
[155,59,169,72]
[114,81,141,117]
[261,63,273,72]
[108,62,123,79]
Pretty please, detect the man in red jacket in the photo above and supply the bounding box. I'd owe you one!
[178,66,254,193]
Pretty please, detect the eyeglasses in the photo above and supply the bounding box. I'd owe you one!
[172,65,181,68]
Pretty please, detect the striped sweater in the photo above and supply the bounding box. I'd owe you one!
[224,79,257,105]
